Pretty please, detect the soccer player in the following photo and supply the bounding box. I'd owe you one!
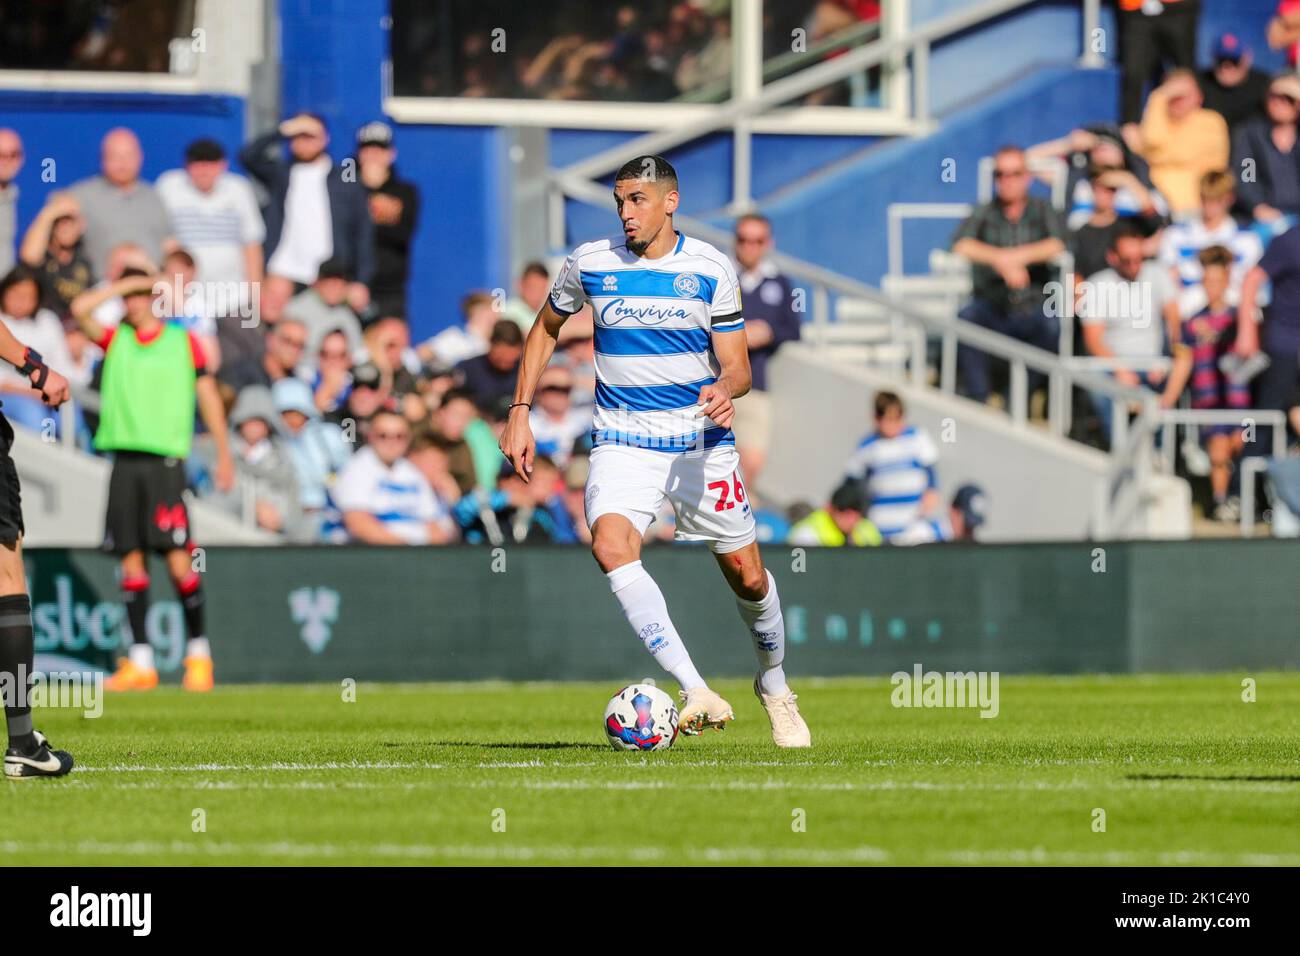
[499,155,810,747]
[70,269,234,692]
[0,327,75,777]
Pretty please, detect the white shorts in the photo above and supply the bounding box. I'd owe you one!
[584,443,757,553]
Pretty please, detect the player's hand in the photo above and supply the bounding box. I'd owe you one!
[215,452,236,493]
[499,408,536,482]
[115,272,159,298]
[33,367,70,407]
[697,381,735,429]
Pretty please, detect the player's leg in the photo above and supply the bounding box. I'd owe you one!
[105,455,159,690]
[672,447,809,746]
[165,546,212,692]
[105,548,160,691]
[587,446,728,730]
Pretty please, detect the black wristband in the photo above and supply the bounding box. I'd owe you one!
[507,402,531,411]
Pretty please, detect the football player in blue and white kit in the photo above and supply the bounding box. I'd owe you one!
[500,155,809,747]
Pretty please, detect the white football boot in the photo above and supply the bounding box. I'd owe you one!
[677,686,735,735]
[753,677,811,748]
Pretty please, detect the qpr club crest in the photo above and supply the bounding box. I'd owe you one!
[672,272,701,298]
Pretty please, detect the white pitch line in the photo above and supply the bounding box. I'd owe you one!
[72,762,445,773]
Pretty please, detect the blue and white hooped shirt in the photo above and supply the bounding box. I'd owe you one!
[549,232,743,454]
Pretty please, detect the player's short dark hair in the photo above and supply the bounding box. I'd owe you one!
[1197,244,1233,270]
[184,138,226,163]
[521,261,549,280]
[830,480,866,514]
[874,390,903,418]
[1107,221,1147,251]
[490,319,524,347]
[615,154,678,191]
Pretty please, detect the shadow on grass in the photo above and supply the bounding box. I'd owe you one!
[1127,773,1300,783]
[384,741,608,751]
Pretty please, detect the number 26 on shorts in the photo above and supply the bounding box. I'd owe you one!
[707,473,747,512]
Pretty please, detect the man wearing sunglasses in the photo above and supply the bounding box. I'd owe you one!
[952,145,1068,411]
[1231,73,1300,232]
[1198,33,1271,135]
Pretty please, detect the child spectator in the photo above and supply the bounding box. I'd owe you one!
[1160,246,1253,521]
[842,391,941,542]
[272,376,352,538]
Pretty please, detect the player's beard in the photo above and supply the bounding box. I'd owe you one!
[626,222,661,256]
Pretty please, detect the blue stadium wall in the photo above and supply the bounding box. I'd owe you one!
[1,0,1286,341]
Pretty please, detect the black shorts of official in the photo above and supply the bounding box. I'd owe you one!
[103,451,193,555]
[0,413,24,545]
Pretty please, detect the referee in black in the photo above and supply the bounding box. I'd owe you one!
[0,321,74,778]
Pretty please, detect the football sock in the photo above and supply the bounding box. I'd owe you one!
[122,573,151,652]
[175,571,208,656]
[0,593,36,751]
[735,569,790,696]
[607,561,706,691]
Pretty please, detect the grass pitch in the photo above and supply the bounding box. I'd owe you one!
[3,674,1298,866]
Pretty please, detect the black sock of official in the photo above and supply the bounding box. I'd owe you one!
[122,574,151,646]
[177,572,207,655]
[0,593,37,752]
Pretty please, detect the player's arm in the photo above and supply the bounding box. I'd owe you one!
[70,275,150,345]
[500,299,570,481]
[195,371,235,493]
[0,321,70,407]
[698,326,751,431]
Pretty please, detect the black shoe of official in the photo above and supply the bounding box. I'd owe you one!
[4,730,74,779]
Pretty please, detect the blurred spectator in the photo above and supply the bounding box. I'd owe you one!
[1199,33,1271,134]
[552,308,597,411]
[0,265,82,435]
[330,409,454,545]
[426,388,484,495]
[1070,165,1150,283]
[561,453,593,545]
[1118,0,1199,125]
[1235,223,1300,452]
[361,316,424,422]
[1078,225,1177,443]
[456,456,573,544]
[69,128,175,277]
[1158,170,1263,309]
[1231,73,1300,231]
[1268,1,1300,67]
[500,261,551,329]
[891,484,989,545]
[787,479,882,547]
[421,290,496,366]
[529,364,591,469]
[156,138,265,297]
[356,121,420,320]
[19,191,93,318]
[272,377,352,535]
[1159,246,1251,520]
[342,360,389,440]
[1027,125,1167,232]
[283,258,365,358]
[310,329,354,425]
[407,430,464,512]
[732,212,801,494]
[1131,69,1229,217]
[842,391,941,542]
[454,319,523,412]
[220,318,307,396]
[952,145,1067,407]
[0,129,22,276]
[240,113,373,322]
[194,385,306,538]
[159,248,220,370]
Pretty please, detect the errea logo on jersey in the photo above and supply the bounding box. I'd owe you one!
[602,274,618,292]
[672,273,700,298]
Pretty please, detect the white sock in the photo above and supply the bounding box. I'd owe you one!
[186,637,211,660]
[128,642,156,671]
[607,561,706,691]
[736,569,789,695]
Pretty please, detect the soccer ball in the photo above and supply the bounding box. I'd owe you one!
[603,681,679,751]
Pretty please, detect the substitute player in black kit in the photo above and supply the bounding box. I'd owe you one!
[0,325,75,778]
